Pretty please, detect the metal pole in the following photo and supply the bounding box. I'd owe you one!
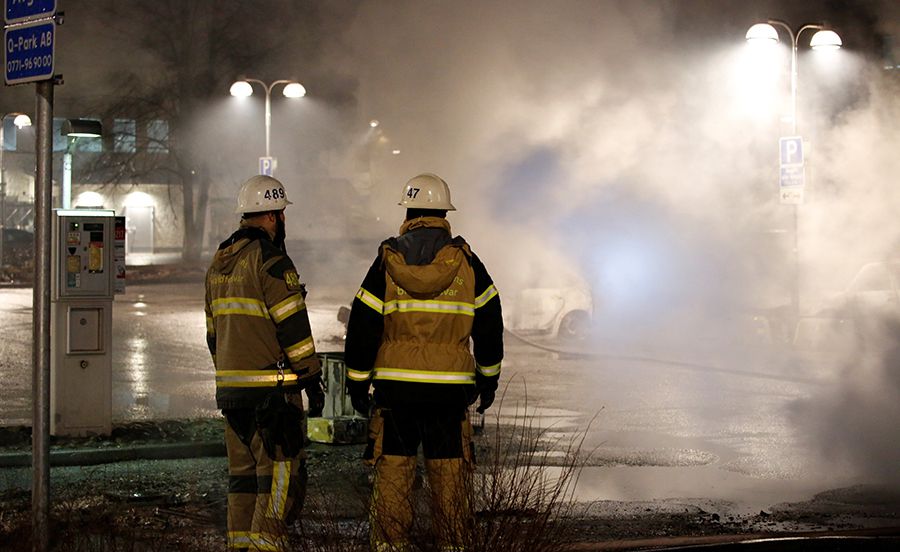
[0,122,5,268]
[264,86,272,159]
[32,79,54,552]
[790,33,799,135]
[244,78,296,171]
[62,151,72,209]
[789,26,800,323]
[770,19,802,322]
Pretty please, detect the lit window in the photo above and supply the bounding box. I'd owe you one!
[114,119,136,153]
[147,120,169,153]
[1,118,17,151]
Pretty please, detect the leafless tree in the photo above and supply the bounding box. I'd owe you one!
[75,0,334,260]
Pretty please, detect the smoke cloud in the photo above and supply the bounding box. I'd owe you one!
[316,0,900,484]
[9,0,894,485]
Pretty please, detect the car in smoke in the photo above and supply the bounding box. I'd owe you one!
[795,260,900,349]
[815,260,900,319]
[335,286,593,342]
[503,286,593,340]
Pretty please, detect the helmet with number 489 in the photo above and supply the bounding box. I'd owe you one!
[235,175,293,214]
[399,173,456,211]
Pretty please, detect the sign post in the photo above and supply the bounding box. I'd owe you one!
[5,2,58,549]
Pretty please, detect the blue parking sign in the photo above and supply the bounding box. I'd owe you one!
[4,20,55,85]
[5,0,56,24]
[259,157,275,176]
[779,136,804,166]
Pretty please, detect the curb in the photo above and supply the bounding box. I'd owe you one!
[566,529,900,550]
[0,441,225,468]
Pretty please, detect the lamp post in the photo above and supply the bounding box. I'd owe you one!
[0,112,33,267]
[230,78,306,174]
[61,119,103,209]
[746,20,841,324]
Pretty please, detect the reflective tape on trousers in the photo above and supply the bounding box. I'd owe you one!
[215,370,298,387]
[373,367,475,384]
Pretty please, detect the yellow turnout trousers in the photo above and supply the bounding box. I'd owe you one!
[224,404,308,551]
[366,406,475,551]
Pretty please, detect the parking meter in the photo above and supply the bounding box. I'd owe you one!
[50,209,116,436]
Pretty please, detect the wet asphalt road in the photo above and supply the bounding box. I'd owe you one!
[0,282,349,425]
[0,282,884,514]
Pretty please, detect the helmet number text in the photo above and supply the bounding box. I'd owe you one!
[264,188,286,201]
[406,187,420,199]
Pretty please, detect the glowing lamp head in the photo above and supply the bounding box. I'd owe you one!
[746,23,779,45]
[229,80,253,97]
[282,82,306,98]
[810,29,842,50]
[62,119,102,138]
[13,114,32,129]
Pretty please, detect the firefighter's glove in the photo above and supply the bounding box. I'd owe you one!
[476,388,495,414]
[474,372,498,413]
[347,380,371,416]
[466,386,479,406]
[305,376,325,418]
[255,392,305,458]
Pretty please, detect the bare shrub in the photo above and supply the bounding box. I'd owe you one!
[368,382,594,552]
[468,387,592,552]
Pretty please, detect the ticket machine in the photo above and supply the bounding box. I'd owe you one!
[50,209,116,436]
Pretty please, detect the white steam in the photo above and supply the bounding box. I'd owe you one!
[319,0,900,485]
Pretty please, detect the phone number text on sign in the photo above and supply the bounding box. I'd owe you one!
[4,20,54,85]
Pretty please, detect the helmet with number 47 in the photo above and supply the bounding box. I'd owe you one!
[235,175,293,214]
[399,173,456,211]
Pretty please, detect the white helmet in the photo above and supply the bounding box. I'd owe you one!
[235,175,293,214]
[399,173,456,211]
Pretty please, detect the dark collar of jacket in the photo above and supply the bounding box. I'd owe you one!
[389,216,457,266]
[217,225,271,251]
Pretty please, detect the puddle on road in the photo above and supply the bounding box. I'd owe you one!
[113,391,217,421]
[481,404,846,516]
[572,464,834,515]
[490,405,584,430]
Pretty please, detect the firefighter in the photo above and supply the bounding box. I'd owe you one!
[205,174,325,551]
[344,172,504,551]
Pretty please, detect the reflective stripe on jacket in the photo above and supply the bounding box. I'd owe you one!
[344,217,503,408]
[205,225,320,409]
[375,242,477,384]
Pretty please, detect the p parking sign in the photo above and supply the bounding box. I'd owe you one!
[779,136,805,205]
[779,136,804,166]
[259,156,275,176]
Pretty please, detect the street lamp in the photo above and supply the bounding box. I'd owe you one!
[230,78,306,173]
[0,112,33,267]
[746,20,842,133]
[746,20,842,325]
[62,119,103,210]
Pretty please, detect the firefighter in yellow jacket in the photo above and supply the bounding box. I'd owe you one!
[205,175,325,551]
[344,173,504,551]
